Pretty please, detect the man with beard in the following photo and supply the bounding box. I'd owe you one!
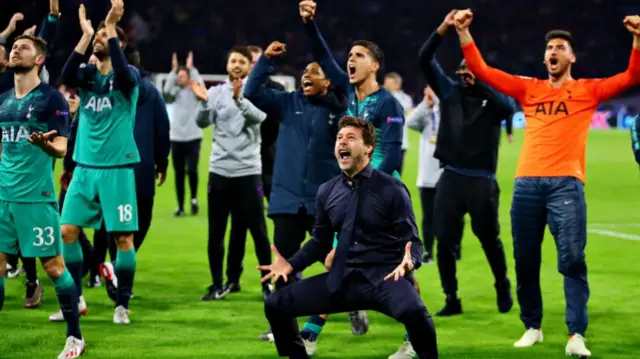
[1,0,61,310]
[259,116,438,359]
[243,41,350,350]
[454,9,640,357]
[418,10,515,321]
[50,45,170,320]
[0,34,86,358]
[297,0,407,348]
[191,45,271,301]
[59,1,140,325]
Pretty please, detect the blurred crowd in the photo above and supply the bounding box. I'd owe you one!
[2,0,640,100]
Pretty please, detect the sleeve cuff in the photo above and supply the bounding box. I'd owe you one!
[48,14,60,22]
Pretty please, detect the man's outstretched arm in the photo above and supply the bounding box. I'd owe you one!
[454,10,528,102]
[60,5,94,89]
[587,16,640,102]
[300,0,350,93]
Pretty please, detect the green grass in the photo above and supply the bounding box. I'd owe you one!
[2,129,640,359]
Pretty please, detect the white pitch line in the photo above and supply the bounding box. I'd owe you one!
[589,223,640,228]
[587,229,640,241]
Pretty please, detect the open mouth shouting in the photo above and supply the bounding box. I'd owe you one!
[549,57,559,71]
[348,63,357,79]
[302,78,314,91]
[338,148,352,165]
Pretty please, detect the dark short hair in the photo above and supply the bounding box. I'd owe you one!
[176,66,190,77]
[227,45,252,62]
[14,35,48,58]
[338,116,376,158]
[351,40,384,67]
[545,30,576,53]
[247,45,263,55]
[96,21,127,43]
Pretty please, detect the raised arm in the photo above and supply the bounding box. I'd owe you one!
[194,85,217,128]
[586,16,640,102]
[38,0,61,52]
[375,97,404,175]
[244,42,290,115]
[288,182,336,271]
[390,183,423,270]
[105,0,138,94]
[162,54,180,100]
[0,13,24,44]
[418,11,458,97]
[300,1,349,93]
[60,5,94,89]
[455,10,528,102]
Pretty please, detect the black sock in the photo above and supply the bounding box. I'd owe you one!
[23,257,38,283]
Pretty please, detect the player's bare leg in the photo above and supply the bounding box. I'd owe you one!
[41,255,86,358]
[0,252,7,311]
[51,224,88,322]
[111,232,136,324]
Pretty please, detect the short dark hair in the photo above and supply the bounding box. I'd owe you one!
[338,116,376,158]
[14,35,48,58]
[96,21,127,43]
[227,45,252,62]
[545,30,576,52]
[176,66,190,77]
[351,40,384,67]
[247,45,263,55]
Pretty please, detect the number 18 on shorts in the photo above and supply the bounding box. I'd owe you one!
[60,166,139,232]
[0,201,62,258]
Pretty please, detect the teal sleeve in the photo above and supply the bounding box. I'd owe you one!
[332,233,338,248]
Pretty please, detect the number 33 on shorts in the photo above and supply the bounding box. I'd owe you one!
[33,226,56,246]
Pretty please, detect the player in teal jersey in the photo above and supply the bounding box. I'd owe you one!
[0,34,86,358]
[296,2,416,356]
[58,1,140,325]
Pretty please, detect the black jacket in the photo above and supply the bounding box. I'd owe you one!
[419,31,516,174]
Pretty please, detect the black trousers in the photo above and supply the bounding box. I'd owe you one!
[93,196,155,263]
[171,139,201,210]
[265,271,438,359]
[271,209,314,289]
[433,170,508,296]
[419,187,436,257]
[207,173,271,288]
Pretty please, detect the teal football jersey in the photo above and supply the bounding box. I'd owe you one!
[0,83,70,202]
[74,67,140,167]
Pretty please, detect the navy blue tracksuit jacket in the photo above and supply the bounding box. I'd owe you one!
[244,54,346,217]
[65,70,171,200]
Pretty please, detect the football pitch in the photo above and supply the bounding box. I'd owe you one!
[1,129,639,359]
